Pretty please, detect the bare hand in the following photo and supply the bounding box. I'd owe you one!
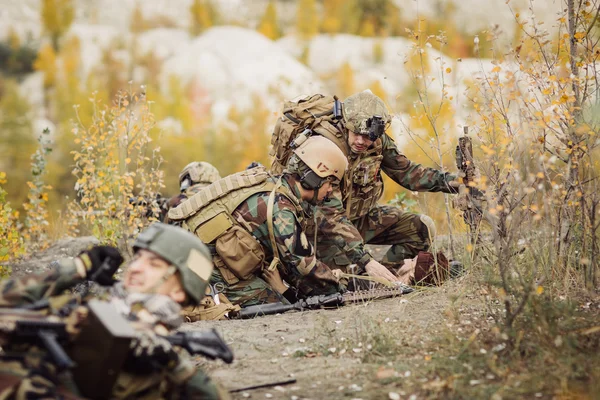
[262,268,288,294]
[364,259,399,284]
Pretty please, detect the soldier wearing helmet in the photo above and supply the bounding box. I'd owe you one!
[287,90,462,285]
[0,223,225,399]
[179,161,221,196]
[163,161,222,224]
[169,136,348,307]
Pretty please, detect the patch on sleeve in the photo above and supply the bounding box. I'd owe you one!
[186,248,213,281]
[293,228,312,257]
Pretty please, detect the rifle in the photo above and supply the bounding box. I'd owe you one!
[1,301,234,399]
[167,328,234,364]
[455,127,484,246]
[0,308,75,370]
[235,285,414,319]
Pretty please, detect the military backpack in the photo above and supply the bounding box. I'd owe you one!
[167,167,303,285]
[269,94,348,174]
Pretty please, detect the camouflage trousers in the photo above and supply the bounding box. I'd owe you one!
[0,353,82,400]
[0,351,222,400]
[209,269,288,308]
[313,205,435,270]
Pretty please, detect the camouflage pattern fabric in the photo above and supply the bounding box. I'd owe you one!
[209,174,341,307]
[309,132,458,272]
[0,259,222,400]
[210,268,286,307]
[310,204,433,272]
[0,355,83,400]
[0,259,83,307]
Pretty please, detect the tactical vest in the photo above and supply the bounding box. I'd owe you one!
[269,94,386,221]
[168,167,304,284]
[343,138,385,221]
[183,182,210,198]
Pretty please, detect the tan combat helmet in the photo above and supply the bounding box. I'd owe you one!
[133,223,213,305]
[343,90,391,141]
[289,135,348,190]
[179,161,221,192]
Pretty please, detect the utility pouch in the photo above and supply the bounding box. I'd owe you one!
[215,225,266,281]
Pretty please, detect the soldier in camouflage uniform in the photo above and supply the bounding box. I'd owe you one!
[165,161,222,216]
[169,136,349,307]
[0,223,225,400]
[277,90,460,281]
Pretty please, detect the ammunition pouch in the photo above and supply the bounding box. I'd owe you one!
[215,225,266,281]
[345,148,384,220]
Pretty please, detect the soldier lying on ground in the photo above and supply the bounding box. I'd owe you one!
[168,136,369,308]
[270,90,474,284]
[0,222,228,400]
[163,161,222,224]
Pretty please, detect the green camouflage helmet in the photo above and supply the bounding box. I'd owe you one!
[179,161,221,188]
[133,222,213,305]
[343,90,391,137]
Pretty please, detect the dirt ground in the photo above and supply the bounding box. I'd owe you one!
[7,240,486,399]
[186,278,481,400]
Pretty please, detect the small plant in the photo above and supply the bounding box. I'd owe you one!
[23,128,53,251]
[67,86,165,248]
[0,172,23,277]
[387,192,418,212]
[372,40,384,64]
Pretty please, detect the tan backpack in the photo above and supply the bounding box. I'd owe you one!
[167,167,303,284]
[269,94,348,174]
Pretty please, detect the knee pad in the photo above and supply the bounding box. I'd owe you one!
[419,214,436,240]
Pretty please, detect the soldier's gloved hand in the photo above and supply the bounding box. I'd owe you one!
[364,259,400,284]
[125,331,180,373]
[77,246,123,286]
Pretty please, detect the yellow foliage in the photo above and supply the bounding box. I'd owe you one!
[296,0,318,40]
[130,2,147,34]
[0,80,37,209]
[33,44,58,88]
[41,0,75,50]
[359,18,376,37]
[67,90,165,243]
[373,40,384,64]
[369,80,387,103]
[7,28,20,50]
[0,172,24,273]
[321,0,344,34]
[337,62,355,98]
[190,0,217,36]
[257,2,280,40]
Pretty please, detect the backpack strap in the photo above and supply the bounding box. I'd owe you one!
[266,177,284,271]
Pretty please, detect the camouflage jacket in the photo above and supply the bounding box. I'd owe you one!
[232,174,340,296]
[0,260,220,400]
[316,133,458,268]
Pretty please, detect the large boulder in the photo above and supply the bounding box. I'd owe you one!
[161,26,327,120]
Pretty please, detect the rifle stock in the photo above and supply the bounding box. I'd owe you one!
[167,328,234,364]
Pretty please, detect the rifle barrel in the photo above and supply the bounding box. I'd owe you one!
[236,302,298,319]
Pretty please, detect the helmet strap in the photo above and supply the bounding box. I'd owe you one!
[146,265,177,294]
[311,187,319,204]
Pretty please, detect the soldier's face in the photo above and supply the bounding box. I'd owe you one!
[123,249,186,303]
[317,180,334,202]
[347,130,373,153]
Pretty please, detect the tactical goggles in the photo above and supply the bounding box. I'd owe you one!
[354,115,386,141]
